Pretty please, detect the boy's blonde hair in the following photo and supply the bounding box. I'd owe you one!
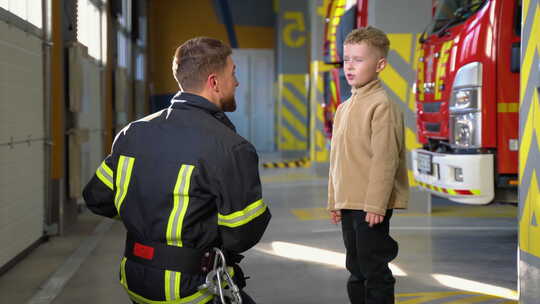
[344,26,390,58]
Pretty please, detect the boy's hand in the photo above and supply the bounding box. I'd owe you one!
[330,210,342,224]
[365,212,384,228]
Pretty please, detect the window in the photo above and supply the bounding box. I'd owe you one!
[101,7,108,64]
[0,0,43,28]
[430,0,487,34]
[117,31,129,68]
[118,0,131,31]
[136,16,147,47]
[116,0,134,69]
[135,53,145,81]
[514,0,522,36]
[77,0,102,61]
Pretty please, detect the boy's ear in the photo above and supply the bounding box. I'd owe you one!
[376,57,387,73]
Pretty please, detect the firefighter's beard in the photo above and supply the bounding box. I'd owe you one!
[221,95,237,112]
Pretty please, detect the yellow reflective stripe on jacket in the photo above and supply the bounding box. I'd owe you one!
[96,161,114,190]
[166,165,195,247]
[126,286,213,304]
[218,199,267,228]
[165,270,181,301]
[115,155,135,214]
[121,267,234,304]
[127,288,212,304]
[121,271,214,304]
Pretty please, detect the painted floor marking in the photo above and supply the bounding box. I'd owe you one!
[395,291,517,303]
[26,218,114,304]
[292,206,517,221]
[260,173,323,184]
[312,226,517,233]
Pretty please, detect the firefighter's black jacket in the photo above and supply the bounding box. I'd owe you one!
[83,92,271,303]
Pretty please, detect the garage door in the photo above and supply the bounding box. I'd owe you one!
[0,19,45,268]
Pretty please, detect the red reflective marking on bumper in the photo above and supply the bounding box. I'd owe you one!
[419,183,475,196]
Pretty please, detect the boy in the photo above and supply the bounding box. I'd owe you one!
[327,26,409,304]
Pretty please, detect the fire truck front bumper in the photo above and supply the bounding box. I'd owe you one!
[412,149,494,205]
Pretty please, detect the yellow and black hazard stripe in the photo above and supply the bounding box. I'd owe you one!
[379,33,425,189]
[277,74,309,151]
[262,157,311,169]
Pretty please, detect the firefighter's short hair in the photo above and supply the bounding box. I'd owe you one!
[344,26,390,58]
[172,37,232,92]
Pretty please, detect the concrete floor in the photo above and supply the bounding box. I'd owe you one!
[0,167,518,304]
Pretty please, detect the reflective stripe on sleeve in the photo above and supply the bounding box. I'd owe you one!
[120,257,128,288]
[166,165,195,247]
[96,161,114,190]
[218,199,267,228]
[115,155,135,214]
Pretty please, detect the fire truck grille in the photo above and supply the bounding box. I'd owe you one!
[423,102,442,113]
[425,122,441,132]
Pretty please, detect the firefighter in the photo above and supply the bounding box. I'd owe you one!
[83,37,271,304]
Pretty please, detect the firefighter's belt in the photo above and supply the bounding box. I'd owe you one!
[124,236,211,274]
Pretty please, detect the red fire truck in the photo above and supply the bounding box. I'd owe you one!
[412,0,521,204]
[323,0,521,204]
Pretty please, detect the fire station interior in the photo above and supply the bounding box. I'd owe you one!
[1,0,539,303]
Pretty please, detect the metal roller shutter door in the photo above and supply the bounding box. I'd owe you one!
[0,20,45,267]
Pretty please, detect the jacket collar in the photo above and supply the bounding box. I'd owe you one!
[170,92,236,132]
[351,79,383,99]
[170,91,221,113]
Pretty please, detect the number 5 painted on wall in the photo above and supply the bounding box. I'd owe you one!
[283,11,306,48]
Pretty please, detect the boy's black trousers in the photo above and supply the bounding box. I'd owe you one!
[341,209,398,304]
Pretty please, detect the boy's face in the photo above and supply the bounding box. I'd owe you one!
[343,42,386,88]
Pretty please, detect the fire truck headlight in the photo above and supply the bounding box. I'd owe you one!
[453,62,483,88]
[451,62,482,113]
[450,112,482,148]
[450,88,480,112]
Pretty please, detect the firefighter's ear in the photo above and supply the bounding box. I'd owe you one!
[376,57,387,73]
[208,73,219,91]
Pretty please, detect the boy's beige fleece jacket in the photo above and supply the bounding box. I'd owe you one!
[328,79,409,215]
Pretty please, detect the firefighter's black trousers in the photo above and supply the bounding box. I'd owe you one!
[341,209,398,304]
[131,290,255,304]
[210,291,256,303]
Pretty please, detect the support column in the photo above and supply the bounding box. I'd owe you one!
[276,0,310,155]
[518,0,540,301]
[48,0,66,235]
[307,0,333,173]
[368,0,432,214]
